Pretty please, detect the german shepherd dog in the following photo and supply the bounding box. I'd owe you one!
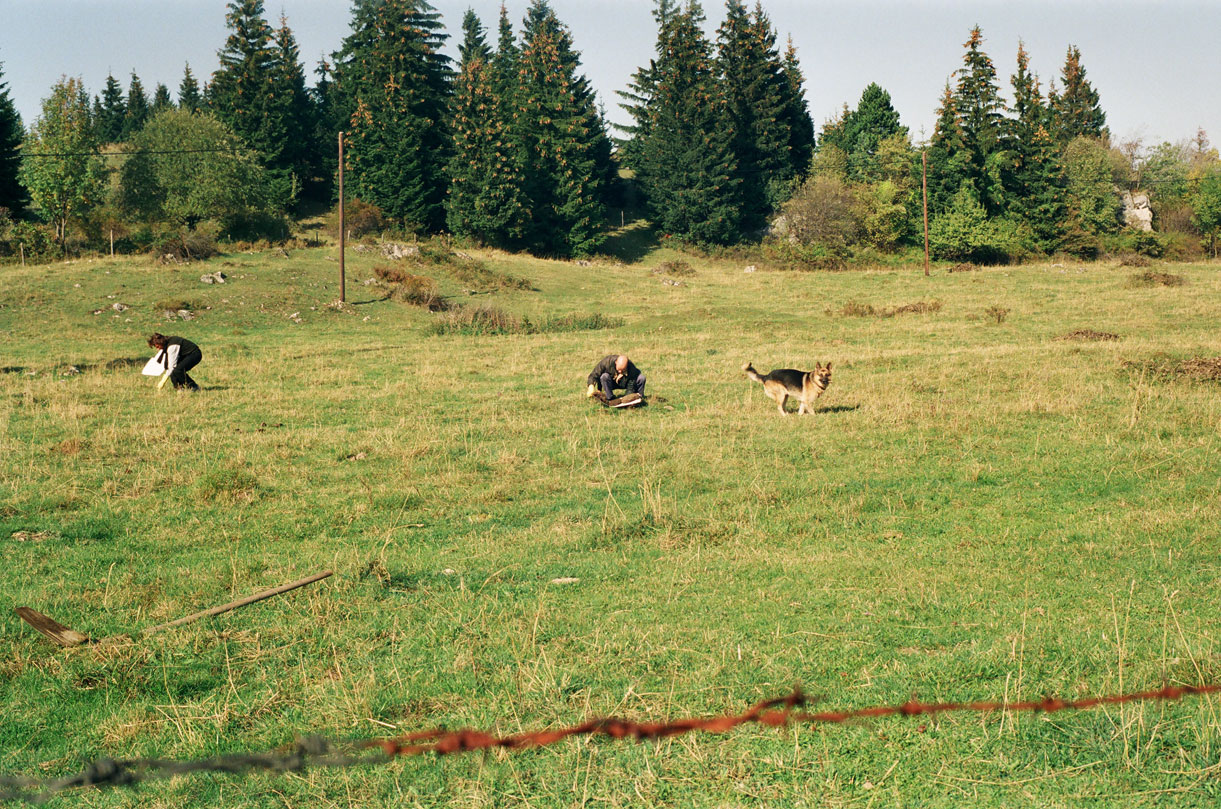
[743,362,832,415]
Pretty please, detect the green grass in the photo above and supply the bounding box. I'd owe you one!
[1,246,1220,807]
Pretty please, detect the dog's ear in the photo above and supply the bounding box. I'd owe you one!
[824,362,832,370]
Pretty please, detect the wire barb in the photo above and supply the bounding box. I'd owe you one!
[1,682,1216,804]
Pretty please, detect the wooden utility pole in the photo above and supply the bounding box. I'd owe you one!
[921,149,930,277]
[338,131,346,304]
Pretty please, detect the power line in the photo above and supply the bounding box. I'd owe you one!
[18,147,245,158]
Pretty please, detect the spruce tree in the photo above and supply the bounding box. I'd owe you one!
[96,74,126,143]
[716,0,790,230]
[0,54,24,215]
[270,16,317,204]
[310,58,341,200]
[446,10,529,245]
[926,83,971,214]
[616,0,682,172]
[492,3,519,93]
[334,0,452,230]
[514,0,611,254]
[151,83,174,114]
[634,2,741,245]
[952,26,1007,213]
[209,0,299,207]
[1006,43,1063,251]
[779,36,815,178]
[121,72,150,139]
[821,82,906,183]
[1052,45,1107,143]
[178,64,202,113]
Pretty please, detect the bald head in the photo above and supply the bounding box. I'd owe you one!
[615,355,629,373]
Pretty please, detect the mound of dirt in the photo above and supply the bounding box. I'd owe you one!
[1122,355,1221,382]
[1056,329,1120,342]
[1180,357,1221,381]
[1126,270,1184,288]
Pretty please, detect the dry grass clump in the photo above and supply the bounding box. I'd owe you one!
[1115,253,1151,268]
[1056,329,1120,342]
[429,305,522,335]
[152,299,193,312]
[884,300,943,317]
[947,262,978,273]
[428,306,622,336]
[833,300,877,317]
[831,299,942,318]
[1126,270,1184,287]
[984,304,1010,324]
[1122,354,1221,382]
[444,257,534,292]
[373,266,450,311]
[652,260,695,277]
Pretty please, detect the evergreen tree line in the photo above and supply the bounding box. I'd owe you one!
[2,6,1220,262]
[787,26,1221,263]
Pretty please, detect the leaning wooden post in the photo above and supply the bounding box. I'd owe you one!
[922,149,930,277]
[109,228,114,258]
[19,242,25,267]
[338,131,346,304]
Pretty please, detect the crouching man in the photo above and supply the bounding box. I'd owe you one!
[586,354,646,400]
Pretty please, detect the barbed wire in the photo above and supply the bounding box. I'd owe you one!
[1,682,1216,804]
[18,148,245,158]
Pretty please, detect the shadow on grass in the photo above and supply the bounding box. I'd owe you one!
[599,218,660,264]
[818,404,861,414]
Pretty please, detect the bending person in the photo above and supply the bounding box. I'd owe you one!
[148,332,203,391]
[586,353,646,400]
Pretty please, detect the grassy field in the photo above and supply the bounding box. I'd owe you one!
[1,240,1219,807]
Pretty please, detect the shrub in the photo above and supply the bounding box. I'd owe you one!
[776,173,865,254]
[150,223,220,263]
[327,197,387,240]
[928,189,1024,264]
[0,219,57,261]
[1106,230,1166,259]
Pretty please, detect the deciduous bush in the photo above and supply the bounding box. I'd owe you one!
[928,189,1025,264]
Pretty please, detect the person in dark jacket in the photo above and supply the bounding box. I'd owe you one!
[148,333,203,390]
[586,354,646,400]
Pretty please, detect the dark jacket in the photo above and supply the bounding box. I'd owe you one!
[156,336,201,370]
[587,354,639,386]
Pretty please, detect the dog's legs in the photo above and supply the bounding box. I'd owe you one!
[797,398,808,415]
[776,393,789,416]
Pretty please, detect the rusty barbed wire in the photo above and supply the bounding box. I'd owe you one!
[2,682,1217,804]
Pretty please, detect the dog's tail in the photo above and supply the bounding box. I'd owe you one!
[742,362,764,384]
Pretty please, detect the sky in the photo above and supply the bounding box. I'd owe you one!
[2,0,1218,151]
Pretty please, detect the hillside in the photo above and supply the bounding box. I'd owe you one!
[2,246,1220,807]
